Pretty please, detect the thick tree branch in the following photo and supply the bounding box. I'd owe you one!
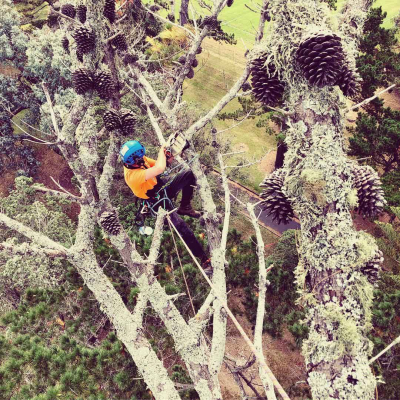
[0,241,68,259]
[0,212,69,253]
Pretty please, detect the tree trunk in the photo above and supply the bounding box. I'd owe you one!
[285,91,376,399]
[179,0,189,26]
[265,0,377,398]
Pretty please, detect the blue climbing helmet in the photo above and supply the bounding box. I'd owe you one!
[120,140,146,166]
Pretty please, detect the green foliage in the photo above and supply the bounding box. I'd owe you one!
[357,7,400,101]
[369,272,400,399]
[348,106,400,175]
[381,170,400,207]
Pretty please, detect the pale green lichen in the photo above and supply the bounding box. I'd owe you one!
[347,188,359,208]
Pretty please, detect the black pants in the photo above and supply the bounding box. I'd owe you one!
[147,168,196,206]
[147,169,206,260]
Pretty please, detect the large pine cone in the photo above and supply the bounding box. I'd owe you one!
[61,4,76,18]
[361,250,384,284]
[103,110,121,131]
[111,34,128,51]
[227,0,234,7]
[61,36,69,54]
[100,211,121,235]
[260,169,294,225]
[250,56,285,106]
[353,166,386,217]
[72,26,96,54]
[72,69,95,95]
[296,33,344,88]
[104,0,116,23]
[120,109,136,134]
[76,4,87,23]
[95,71,115,100]
[336,64,360,97]
[192,58,198,68]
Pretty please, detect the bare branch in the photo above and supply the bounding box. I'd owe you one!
[369,336,400,364]
[345,84,397,113]
[247,202,276,400]
[32,184,82,203]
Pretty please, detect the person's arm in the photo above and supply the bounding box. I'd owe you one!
[145,146,167,181]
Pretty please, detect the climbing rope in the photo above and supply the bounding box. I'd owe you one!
[167,217,196,317]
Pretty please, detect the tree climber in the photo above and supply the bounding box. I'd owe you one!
[120,140,212,274]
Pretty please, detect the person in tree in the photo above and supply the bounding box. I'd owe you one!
[120,140,212,274]
[120,140,201,217]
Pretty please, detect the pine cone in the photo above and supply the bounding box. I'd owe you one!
[120,109,136,134]
[192,58,198,68]
[61,36,69,54]
[72,69,95,95]
[95,71,115,100]
[61,3,76,18]
[227,0,234,6]
[103,110,121,131]
[76,4,87,23]
[361,250,383,284]
[296,33,344,88]
[353,165,387,218]
[167,13,174,22]
[76,49,84,63]
[123,53,138,65]
[186,68,195,79]
[250,56,285,106]
[100,211,121,235]
[72,26,96,54]
[104,0,116,23]
[336,64,360,97]
[260,169,294,225]
[149,5,160,12]
[196,46,202,54]
[178,55,186,64]
[111,33,128,51]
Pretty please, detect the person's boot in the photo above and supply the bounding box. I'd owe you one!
[177,203,201,218]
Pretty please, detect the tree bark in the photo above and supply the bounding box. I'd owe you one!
[179,0,189,26]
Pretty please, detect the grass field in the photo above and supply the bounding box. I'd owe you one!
[178,0,399,190]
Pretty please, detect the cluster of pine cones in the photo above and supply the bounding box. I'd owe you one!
[103,108,137,134]
[72,68,115,99]
[250,31,361,106]
[259,165,386,224]
[296,32,360,96]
